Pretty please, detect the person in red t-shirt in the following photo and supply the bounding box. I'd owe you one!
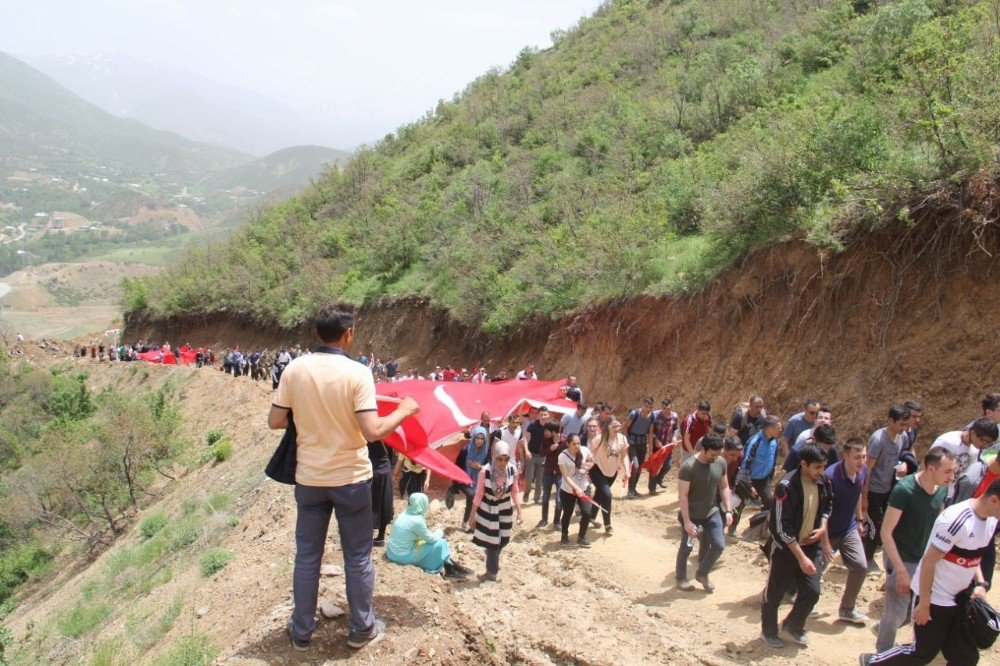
[680,401,713,460]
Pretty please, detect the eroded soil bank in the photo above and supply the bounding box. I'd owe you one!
[127,176,1000,439]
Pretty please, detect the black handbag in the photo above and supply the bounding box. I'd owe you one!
[265,413,297,485]
[962,592,1000,649]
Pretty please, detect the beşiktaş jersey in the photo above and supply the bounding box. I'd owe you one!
[913,499,998,606]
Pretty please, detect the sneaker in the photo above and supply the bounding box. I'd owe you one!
[286,622,309,652]
[782,624,809,647]
[866,559,881,574]
[677,579,696,591]
[626,490,639,498]
[694,572,715,592]
[478,572,497,583]
[838,609,869,625]
[808,610,821,620]
[442,567,469,580]
[605,525,614,535]
[452,562,474,575]
[535,519,548,529]
[577,537,592,548]
[658,480,668,489]
[648,487,659,495]
[859,654,874,666]
[560,534,569,546]
[444,491,455,509]
[551,521,561,531]
[760,633,785,649]
[372,538,385,547]
[347,618,386,649]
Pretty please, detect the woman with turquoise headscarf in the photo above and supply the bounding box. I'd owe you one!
[458,426,492,530]
[386,493,472,579]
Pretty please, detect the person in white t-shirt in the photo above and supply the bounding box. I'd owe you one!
[931,418,998,502]
[495,414,527,474]
[516,363,538,380]
[557,434,594,548]
[861,479,1000,665]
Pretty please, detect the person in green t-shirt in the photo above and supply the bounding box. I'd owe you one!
[676,433,732,592]
[874,446,956,652]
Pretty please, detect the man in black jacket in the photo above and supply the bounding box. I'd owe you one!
[760,444,832,649]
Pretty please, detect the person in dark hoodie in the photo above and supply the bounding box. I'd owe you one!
[760,444,832,650]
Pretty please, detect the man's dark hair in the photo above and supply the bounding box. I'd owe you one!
[315,304,356,343]
[812,424,837,446]
[544,421,560,433]
[888,404,911,422]
[923,446,957,468]
[593,401,604,413]
[970,418,999,442]
[804,398,821,408]
[701,433,724,452]
[763,415,781,430]
[576,401,587,411]
[904,400,924,413]
[983,393,1000,413]
[538,406,549,414]
[818,406,832,416]
[800,444,826,465]
[643,396,655,406]
[842,437,865,454]
[697,400,711,412]
[724,435,743,452]
[712,421,727,435]
[661,397,673,407]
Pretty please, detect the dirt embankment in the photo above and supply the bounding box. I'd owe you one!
[125,175,1000,438]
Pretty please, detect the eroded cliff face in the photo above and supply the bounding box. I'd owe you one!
[125,176,1000,439]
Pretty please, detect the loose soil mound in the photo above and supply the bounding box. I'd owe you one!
[0,260,159,339]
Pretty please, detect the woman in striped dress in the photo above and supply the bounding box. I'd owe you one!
[469,441,524,581]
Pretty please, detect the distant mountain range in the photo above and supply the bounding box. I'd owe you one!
[26,52,351,157]
[0,49,349,277]
[0,51,249,178]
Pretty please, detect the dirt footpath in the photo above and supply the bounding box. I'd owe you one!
[221,474,999,665]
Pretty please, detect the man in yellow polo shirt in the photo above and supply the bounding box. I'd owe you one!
[268,304,418,651]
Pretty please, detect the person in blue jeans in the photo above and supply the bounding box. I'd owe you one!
[676,433,733,592]
[536,422,566,528]
[268,304,419,652]
[739,416,782,513]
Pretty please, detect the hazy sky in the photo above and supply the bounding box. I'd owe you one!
[1,0,604,144]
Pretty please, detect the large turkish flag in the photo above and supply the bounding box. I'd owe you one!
[375,379,578,484]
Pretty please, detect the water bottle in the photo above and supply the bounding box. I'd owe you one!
[686,525,703,548]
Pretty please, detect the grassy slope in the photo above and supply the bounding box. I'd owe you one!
[129,0,1000,331]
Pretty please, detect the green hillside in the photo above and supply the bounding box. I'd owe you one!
[198,145,349,196]
[127,0,1000,331]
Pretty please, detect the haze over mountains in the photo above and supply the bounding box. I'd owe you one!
[0,50,348,287]
[26,52,351,157]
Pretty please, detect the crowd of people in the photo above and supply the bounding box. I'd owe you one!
[78,307,1000,664]
[392,386,1000,664]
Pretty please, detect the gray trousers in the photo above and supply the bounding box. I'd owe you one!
[524,457,546,502]
[875,559,919,652]
[291,481,375,639]
[821,528,867,613]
